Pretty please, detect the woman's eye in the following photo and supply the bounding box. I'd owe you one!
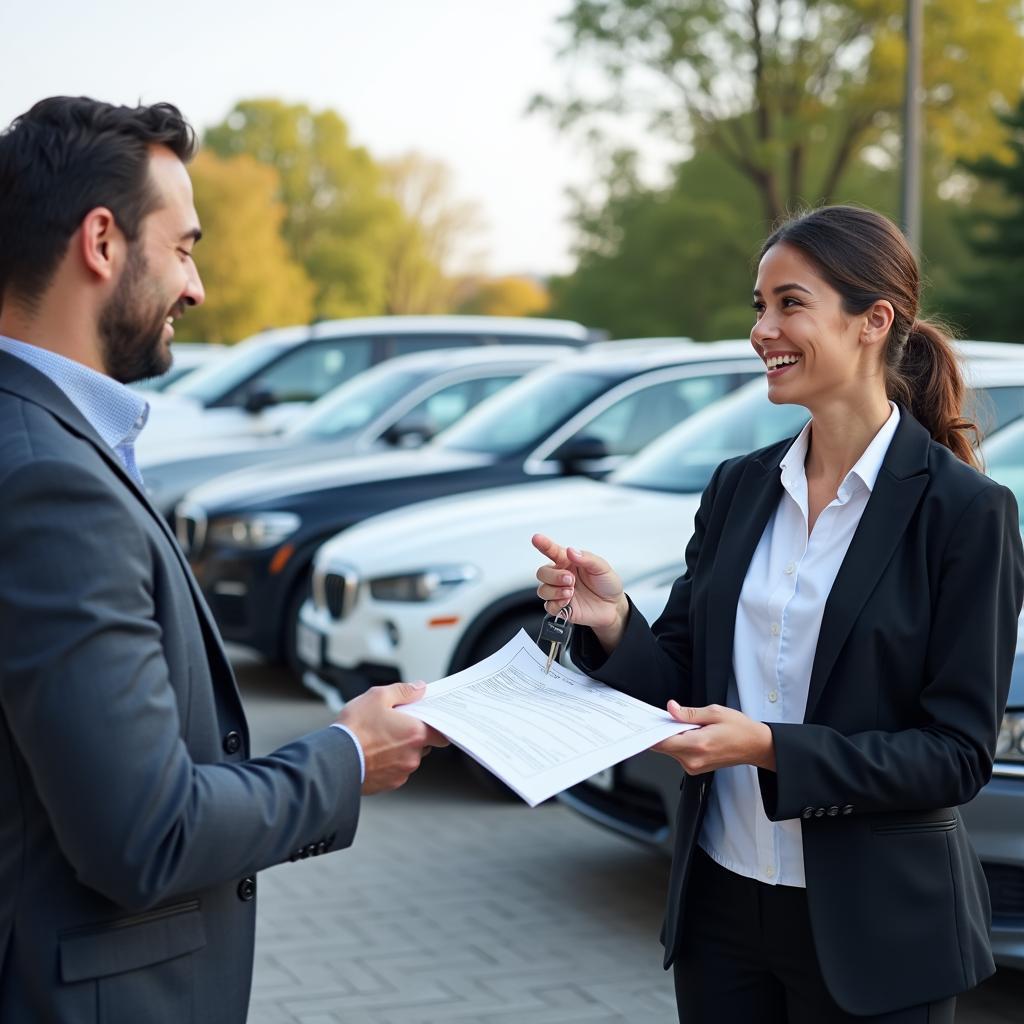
[751,301,765,316]
[782,297,801,309]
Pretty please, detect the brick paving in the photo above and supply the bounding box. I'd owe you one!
[235,653,1024,1024]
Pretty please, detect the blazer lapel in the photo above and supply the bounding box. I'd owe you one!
[0,354,237,691]
[704,450,786,706]
[804,410,931,720]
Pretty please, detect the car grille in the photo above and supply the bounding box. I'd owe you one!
[983,862,1024,917]
[312,565,360,620]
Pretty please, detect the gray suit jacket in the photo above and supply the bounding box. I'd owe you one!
[0,351,362,1023]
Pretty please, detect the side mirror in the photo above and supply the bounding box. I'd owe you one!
[382,417,434,449]
[243,387,277,415]
[551,435,609,474]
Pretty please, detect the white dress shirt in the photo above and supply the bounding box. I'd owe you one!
[699,402,900,887]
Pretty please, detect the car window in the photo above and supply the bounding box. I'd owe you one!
[398,374,521,436]
[438,370,613,455]
[168,339,291,405]
[389,334,480,356]
[612,381,809,494]
[982,418,1024,531]
[566,372,749,456]
[970,384,1024,436]
[243,338,374,405]
[287,367,430,441]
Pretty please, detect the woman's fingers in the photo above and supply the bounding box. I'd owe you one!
[536,564,574,587]
[532,533,570,569]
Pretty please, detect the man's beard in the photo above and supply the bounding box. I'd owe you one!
[99,244,177,384]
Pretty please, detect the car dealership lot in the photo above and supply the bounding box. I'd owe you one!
[237,652,1022,1023]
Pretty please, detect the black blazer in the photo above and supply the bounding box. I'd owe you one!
[572,408,1024,1016]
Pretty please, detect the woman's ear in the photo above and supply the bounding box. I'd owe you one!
[862,300,896,345]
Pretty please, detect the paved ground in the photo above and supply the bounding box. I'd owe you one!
[235,653,1024,1024]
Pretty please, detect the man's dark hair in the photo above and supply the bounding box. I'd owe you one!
[0,96,196,307]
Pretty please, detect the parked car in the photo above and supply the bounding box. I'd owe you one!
[176,341,765,670]
[135,315,598,455]
[131,342,227,393]
[557,386,1024,973]
[140,345,572,517]
[296,358,1024,705]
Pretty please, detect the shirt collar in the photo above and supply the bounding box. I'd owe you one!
[780,401,900,501]
[0,335,149,451]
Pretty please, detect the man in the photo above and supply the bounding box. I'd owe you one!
[0,97,445,1024]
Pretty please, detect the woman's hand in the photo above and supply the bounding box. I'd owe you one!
[532,533,629,650]
[653,701,776,774]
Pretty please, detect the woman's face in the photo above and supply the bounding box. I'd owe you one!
[750,242,880,410]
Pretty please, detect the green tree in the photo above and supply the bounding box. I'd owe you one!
[534,0,1024,224]
[204,99,407,318]
[177,150,314,344]
[948,97,1024,342]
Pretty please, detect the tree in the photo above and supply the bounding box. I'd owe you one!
[949,97,1024,342]
[204,99,408,319]
[380,152,486,314]
[176,151,314,344]
[534,0,1024,224]
[457,276,552,318]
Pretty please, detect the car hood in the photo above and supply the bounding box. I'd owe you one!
[183,447,494,510]
[140,433,290,468]
[313,478,699,585]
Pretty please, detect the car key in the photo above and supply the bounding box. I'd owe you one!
[538,605,573,674]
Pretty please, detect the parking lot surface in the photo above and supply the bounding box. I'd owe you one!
[236,654,1024,1024]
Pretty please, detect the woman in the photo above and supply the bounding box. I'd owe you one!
[533,206,1024,1023]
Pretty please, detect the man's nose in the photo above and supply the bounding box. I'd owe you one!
[182,261,205,308]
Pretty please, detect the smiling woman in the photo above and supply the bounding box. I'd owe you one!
[534,206,1024,1023]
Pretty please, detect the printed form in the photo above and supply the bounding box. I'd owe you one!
[400,629,696,806]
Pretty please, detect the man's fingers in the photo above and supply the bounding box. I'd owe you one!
[566,546,612,577]
[424,726,449,748]
[536,564,574,587]
[388,680,429,707]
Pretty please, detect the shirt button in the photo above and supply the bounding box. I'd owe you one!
[767,690,778,703]
[784,563,795,575]
[765,865,776,878]
[770,623,780,636]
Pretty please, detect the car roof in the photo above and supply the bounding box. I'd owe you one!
[351,344,577,372]
[964,359,1024,388]
[236,315,597,349]
[538,338,759,374]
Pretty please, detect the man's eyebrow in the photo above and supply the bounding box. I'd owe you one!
[752,282,813,298]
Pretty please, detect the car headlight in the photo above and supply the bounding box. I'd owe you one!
[369,565,478,602]
[996,710,1024,763]
[206,512,301,550]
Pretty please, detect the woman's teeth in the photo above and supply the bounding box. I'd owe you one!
[766,354,801,370]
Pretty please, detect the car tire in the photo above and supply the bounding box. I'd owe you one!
[460,607,548,801]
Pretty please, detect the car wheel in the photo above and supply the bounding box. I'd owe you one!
[461,607,547,800]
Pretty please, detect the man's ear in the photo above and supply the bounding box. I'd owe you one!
[78,207,123,283]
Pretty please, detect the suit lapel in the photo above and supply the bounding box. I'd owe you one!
[803,411,930,720]
[0,353,238,692]
[704,452,785,706]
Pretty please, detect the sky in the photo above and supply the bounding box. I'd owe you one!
[0,0,638,278]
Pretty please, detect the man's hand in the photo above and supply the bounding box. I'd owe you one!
[336,682,449,795]
[652,701,776,774]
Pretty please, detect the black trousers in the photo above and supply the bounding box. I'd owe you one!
[673,848,957,1023]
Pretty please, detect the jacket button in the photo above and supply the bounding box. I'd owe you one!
[827,806,839,817]
[814,808,825,817]
[841,804,854,815]
[237,876,256,901]
[316,840,328,855]
[801,806,814,820]
[222,731,242,755]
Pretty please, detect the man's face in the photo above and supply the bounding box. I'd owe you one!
[99,147,204,384]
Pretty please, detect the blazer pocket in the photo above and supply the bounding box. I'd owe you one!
[59,899,206,983]
[872,818,957,837]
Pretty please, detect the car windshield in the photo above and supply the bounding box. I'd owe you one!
[284,367,431,441]
[437,369,611,455]
[611,380,809,494]
[983,417,1024,531]
[166,338,291,404]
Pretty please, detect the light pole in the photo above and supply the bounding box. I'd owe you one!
[900,0,924,254]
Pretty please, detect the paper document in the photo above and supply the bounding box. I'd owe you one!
[400,629,697,806]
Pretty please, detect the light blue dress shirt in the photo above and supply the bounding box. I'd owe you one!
[0,335,149,487]
[0,334,367,781]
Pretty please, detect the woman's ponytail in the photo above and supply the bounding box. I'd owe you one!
[885,319,980,470]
